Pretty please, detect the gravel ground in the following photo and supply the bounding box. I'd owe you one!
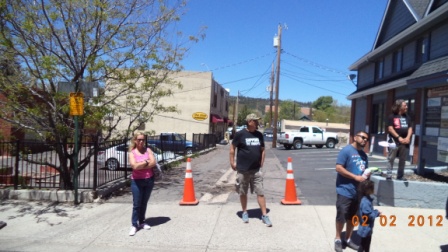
[376,170,448,184]
[403,170,448,184]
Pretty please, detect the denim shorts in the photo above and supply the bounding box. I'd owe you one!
[235,170,264,196]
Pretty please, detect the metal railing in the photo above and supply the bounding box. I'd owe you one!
[0,133,217,190]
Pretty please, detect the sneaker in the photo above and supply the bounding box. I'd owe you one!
[242,212,249,223]
[139,223,151,230]
[334,240,342,252]
[346,240,359,251]
[261,215,272,227]
[129,226,137,236]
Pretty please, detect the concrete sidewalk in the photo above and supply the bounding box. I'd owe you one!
[0,144,447,251]
[0,201,446,251]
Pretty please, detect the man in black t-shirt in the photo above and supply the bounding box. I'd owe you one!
[230,113,272,227]
[387,99,413,181]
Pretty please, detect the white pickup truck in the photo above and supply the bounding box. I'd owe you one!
[277,126,339,150]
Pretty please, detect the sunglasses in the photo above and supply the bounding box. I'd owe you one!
[136,139,145,142]
[356,135,369,141]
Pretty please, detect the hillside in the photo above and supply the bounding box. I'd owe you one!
[228,96,312,115]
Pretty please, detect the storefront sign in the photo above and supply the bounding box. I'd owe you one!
[441,127,448,137]
[428,86,448,98]
[438,137,448,152]
[425,127,439,136]
[437,150,448,163]
[428,97,441,107]
[192,112,208,121]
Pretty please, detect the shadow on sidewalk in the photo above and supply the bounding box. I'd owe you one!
[340,231,361,249]
[145,216,171,227]
[236,208,271,220]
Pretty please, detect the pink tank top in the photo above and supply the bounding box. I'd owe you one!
[131,148,154,179]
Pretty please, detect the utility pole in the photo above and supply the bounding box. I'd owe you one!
[232,91,239,134]
[232,98,236,134]
[269,63,274,127]
[272,24,282,148]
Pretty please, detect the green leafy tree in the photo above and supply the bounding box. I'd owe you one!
[312,96,333,111]
[0,0,202,189]
[279,100,301,120]
[237,105,252,126]
[311,96,336,122]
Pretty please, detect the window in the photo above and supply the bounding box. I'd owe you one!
[392,49,403,73]
[372,103,386,134]
[376,58,384,80]
[313,127,322,134]
[403,98,415,118]
[415,37,429,64]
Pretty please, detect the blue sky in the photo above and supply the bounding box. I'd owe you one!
[177,1,388,105]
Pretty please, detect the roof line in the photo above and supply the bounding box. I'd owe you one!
[403,0,421,21]
[349,3,448,70]
[424,0,435,16]
[373,0,392,50]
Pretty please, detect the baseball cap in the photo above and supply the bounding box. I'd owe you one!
[246,113,261,121]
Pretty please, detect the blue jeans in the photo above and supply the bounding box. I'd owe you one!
[131,177,155,227]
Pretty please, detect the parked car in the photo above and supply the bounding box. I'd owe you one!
[227,127,236,139]
[277,126,339,150]
[147,133,194,155]
[98,144,176,171]
[263,128,274,138]
[235,125,247,132]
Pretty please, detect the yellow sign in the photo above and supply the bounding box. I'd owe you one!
[192,112,208,121]
[70,92,84,116]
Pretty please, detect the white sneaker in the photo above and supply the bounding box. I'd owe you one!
[129,226,137,236]
[140,223,151,230]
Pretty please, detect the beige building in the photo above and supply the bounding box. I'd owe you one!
[114,71,230,140]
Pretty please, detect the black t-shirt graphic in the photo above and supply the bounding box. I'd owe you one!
[388,113,412,145]
[232,129,264,172]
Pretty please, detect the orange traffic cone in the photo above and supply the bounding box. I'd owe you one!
[179,158,199,205]
[281,157,302,205]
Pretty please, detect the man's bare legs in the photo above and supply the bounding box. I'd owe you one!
[240,194,248,212]
[257,195,267,216]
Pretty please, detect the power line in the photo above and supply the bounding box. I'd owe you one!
[282,73,348,96]
[283,51,350,76]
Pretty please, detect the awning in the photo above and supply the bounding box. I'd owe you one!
[211,114,224,123]
[346,77,408,100]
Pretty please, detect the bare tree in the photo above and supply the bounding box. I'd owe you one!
[0,0,203,189]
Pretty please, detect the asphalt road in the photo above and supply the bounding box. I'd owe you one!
[105,138,394,206]
[270,138,396,206]
[271,143,341,205]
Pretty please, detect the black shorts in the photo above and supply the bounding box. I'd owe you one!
[336,194,358,223]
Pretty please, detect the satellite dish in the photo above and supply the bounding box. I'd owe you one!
[348,74,357,81]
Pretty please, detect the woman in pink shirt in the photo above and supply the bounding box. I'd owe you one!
[128,132,157,236]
